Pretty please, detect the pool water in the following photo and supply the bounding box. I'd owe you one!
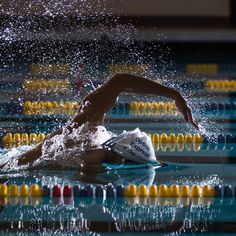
[0,38,236,235]
[1,109,236,235]
[0,0,236,233]
[0,76,236,235]
[0,162,236,235]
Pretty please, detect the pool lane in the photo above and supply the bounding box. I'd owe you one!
[0,161,235,235]
[0,196,235,234]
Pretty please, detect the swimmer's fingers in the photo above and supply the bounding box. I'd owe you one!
[186,108,199,129]
[175,98,198,129]
[182,111,188,123]
[191,119,199,129]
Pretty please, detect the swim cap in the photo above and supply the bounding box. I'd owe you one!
[103,128,158,164]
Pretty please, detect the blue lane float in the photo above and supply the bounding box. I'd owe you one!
[116,186,124,198]
[214,186,222,197]
[73,186,82,198]
[226,134,234,144]
[218,103,225,111]
[95,185,104,198]
[106,185,115,198]
[224,185,233,198]
[86,186,93,198]
[202,135,209,144]
[79,188,87,197]
[217,134,225,143]
[42,186,50,197]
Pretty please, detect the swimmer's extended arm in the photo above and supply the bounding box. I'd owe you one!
[115,73,198,128]
[79,73,198,128]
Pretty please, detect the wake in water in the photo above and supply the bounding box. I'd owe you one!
[36,122,113,168]
[1,122,114,172]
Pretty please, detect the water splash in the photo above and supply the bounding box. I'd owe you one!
[0,122,113,172]
[0,0,172,94]
[0,145,32,172]
[176,174,223,187]
[0,0,221,158]
[34,122,113,169]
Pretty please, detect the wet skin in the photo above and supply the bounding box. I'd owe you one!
[9,73,198,170]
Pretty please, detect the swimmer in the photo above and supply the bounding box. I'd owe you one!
[3,73,198,171]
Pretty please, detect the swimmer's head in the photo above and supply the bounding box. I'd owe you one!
[103,128,158,164]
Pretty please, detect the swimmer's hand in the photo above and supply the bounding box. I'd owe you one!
[175,94,199,129]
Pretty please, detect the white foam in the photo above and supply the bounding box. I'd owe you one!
[0,122,113,172]
[0,145,33,172]
[32,122,113,169]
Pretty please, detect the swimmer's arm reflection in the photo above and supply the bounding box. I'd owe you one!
[17,73,197,166]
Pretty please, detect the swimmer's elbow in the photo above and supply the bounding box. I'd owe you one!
[110,73,122,85]
[110,73,131,91]
[111,73,130,82]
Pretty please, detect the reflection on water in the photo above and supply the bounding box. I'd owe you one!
[0,195,234,234]
[0,156,235,234]
[0,161,232,187]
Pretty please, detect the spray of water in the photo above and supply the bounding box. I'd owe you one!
[1,122,113,172]
[0,0,222,174]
